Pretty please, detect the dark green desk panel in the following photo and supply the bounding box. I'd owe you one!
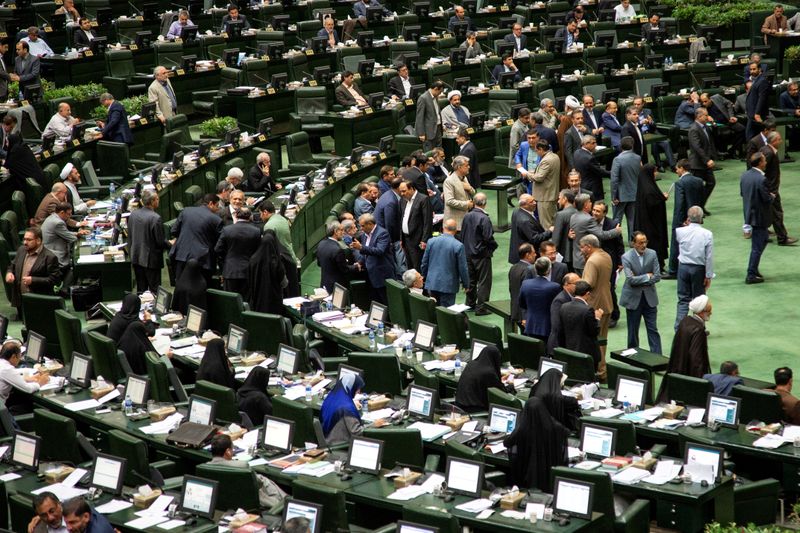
[42,54,107,86]
[609,348,669,373]
[222,90,295,134]
[326,110,397,156]
[74,244,133,301]
[442,128,495,181]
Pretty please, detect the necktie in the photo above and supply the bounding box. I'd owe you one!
[163,81,177,112]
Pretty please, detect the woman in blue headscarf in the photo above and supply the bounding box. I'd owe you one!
[320,373,365,445]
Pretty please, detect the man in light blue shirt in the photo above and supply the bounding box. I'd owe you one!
[21,27,54,57]
[167,10,194,40]
[674,205,713,329]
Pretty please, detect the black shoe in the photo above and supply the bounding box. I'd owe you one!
[662,273,677,280]
[704,209,712,216]
[609,319,618,329]
[767,238,775,243]
[745,277,764,284]
[783,155,796,163]
[778,237,799,246]
[474,309,491,316]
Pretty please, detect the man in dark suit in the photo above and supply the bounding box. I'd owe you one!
[334,71,367,107]
[558,280,602,367]
[621,107,648,164]
[128,190,170,294]
[532,111,559,152]
[461,193,497,315]
[317,17,339,48]
[388,63,414,100]
[741,152,775,284]
[448,5,476,32]
[220,4,251,32]
[374,177,404,275]
[170,193,223,286]
[760,131,797,246]
[504,23,527,52]
[11,41,40,98]
[551,189,576,270]
[547,272,579,355]
[4,226,60,318]
[620,231,662,352]
[415,81,445,151]
[666,159,706,277]
[398,150,428,195]
[746,61,771,144]
[509,242,534,327]
[582,95,604,137]
[398,180,432,272]
[640,13,664,42]
[553,19,580,48]
[351,213,394,303]
[0,40,10,101]
[214,206,261,297]
[563,109,586,171]
[507,194,551,264]
[519,257,561,341]
[97,92,133,145]
[687,107,717,210]
[594,201,624,327]
[455,127,481,189]
[73,18,97,48]
[746,120,774,167]
[540,241,568,285]
[317,221,361,292]
[573,135,609,200]
[490,53,521,85]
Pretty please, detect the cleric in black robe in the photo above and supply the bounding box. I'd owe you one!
[247,231,287,315]
[117,321,156,376]
[172,258,207,315]
[196,338,237,389]
[3,134,46,191]
[454,345,515,413]
[530,368,580,431]
[633,164,668,270]
[503,396,570,491]
[237,366,272,425]
[107,293,156,343]
[272,231,299,299]
[667,295,711,378]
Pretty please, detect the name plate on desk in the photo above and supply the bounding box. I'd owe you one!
[0,33,6,38]
[354,73,361,80]
[129,44,138,51]
[84,50,93,57]
[41,150,51,159]
[740,58,749,64]
[505,119,513,126]
[644,96,653,103]
[267,88,275,94]
[221,32,229,39]
[6,4,15,9]
[443,32,452,38]
[688,37,697,43]
[20,100,29,106]
[90,20,98,27]
[217,60,226,68]
[500,5,509,11]
[308,80,317,86]
[350,164,358,172]
[175,37,183,43]
[136,15,143,21]
[174,169,182,177]
[176,69,185,76]
[466,127,475,135]
[43,25,52,32]
[365,107,374,114]
[199,157,208,165]
[491,85,500,90]
[404,98,413,106]
[638,15,648,22]
[379,152,386,160]
[139,118,147,125]
[305,49,314,56]
[71,139,80,146]
[257,134,266,142]
[227,146,235,153]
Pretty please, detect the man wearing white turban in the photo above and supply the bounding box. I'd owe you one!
[441,90,471,129]
[665,294,712,380]
[60,162,94,214]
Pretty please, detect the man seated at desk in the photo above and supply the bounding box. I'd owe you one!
[63,497,115,533]
[318,16,339,48]
[441,90,471,128]
[703,361,744,396]
[54,0,80,25]
[554,19,580,48]
[774,366,800,424]
[73,18,97,48]
[220,4,251,33]
[388,63,413,100]
[167,10,194,40]
[460,31,481,59]
[353,0,391,20]
[335,70,367,107]
[504,23,527,53]
[0,340,50,413]
[43,102,79,141]
[762,4,788,42]
[21,27,54,58]
[566,6,588,28]
[491,53,521,84]
[448,5,476,32]
[641,13,664,41]
[28,491,69,533]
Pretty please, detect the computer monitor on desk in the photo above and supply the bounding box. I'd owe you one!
[227,324,248,358]
[545,65,563,83]
[262,415,294,455]
[450,21,468,40]
[188,395,217,426]
[705,393,740,428]
[179,475,219,520]
[225,127,241,148]
[409,84,426,100]
[337,364,363,383]
[90,453,126,496]
[155,286,172,315]
[368,92,384,110]
[185,305,206,335]
[412,320,437,352]
[358,59,375,78]
[397,521,439,533]
[469,111,485,130]
[283,500,322,533]
[309,36,328,55]
[40,132,56,153]
[271,73,288,91]
[331,283,349,310]
[547,37,564,55]
[412,2,429,19]
[171,150,184,172]
[697,49,717,64]
[270,15,290,31]
[537,357,564,378]
[594,31,616,49]
[601,88,620,103]
[497,70,517,89]
[367,301,388,328]
[594,58,613,77]
[403,25,421,43]
[69,352,93,389]
[126,375,150,406]
[580,422,617,459]
[347,436,383,474]
[645,54,663,69]
[553,477,594,520]
[178,24,198,43]
[650,83,670,98]
[357,31,373,49]
[135,30,152,49]
[598,9,615,21]
[445,457,484,498]
[488,404,520,434]
[366,6,383,23]
[614,375,647,409]
[449,48,466,66]
[22,83,42,104]
[406,384,438,421]
[259,118,274,135]
[25,331,45,364]
[10,431,40,471]
[400,52,419,71]
[314,66,332,85]
[262,42,284,60]
[180,55,197,72]
[225,19,244,39]
[378,135,393,153]
[70,121,88,143]
[277,343,300,376]
[684,442,724,479]
[222,48,239,68]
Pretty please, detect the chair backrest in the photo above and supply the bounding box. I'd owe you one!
[342,53,367,74]
[507,333,544,370]
[183,185,203,207]
[273,396,316,448]
[286,132,314,164]
[435,307,468,349]
[34,408,82,463]
[241,60,270,87]
[606,359,652,405]
[403,506,459,533]
[581,416,638,455]
[488,387,523,409]
[105,49,136,78]
[487,89,519,118]
[107,429,151,486]
[660,373,713,407]
[196,463,261,511]
[86,331,126,384]
[205,288,244,333]
[10,191,27,230]
[408,292,437,327]
[384,280,411,330]
[467,318,504,359]
[241,311,292,355]
[363,427,424,469]
[553,347,596,384]
[54,309,83,365]
[21,294,66,358]
[154,41,185,68]
[412,364,439,391]
[96,141,133,181]
[9,493,33,533]
[163,356,189,402]
[145,352,173,403]
[292,478,349,532]
[114,18,142,44]
[444,438,481,461]
[347,352,403,395]
[80,161,101,188]
[23,178,44,218]
[0,211,19,250]
[194,380,240,423]
[731,385,783,424]
[550,466,615,530]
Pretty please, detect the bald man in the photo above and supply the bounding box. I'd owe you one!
[148,66,177,123]
[34,183,79,227]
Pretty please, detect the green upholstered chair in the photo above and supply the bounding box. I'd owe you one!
[145,352,173,403]
[507,333,544,370]
[337,46,364,71]
[606,359,653,406]
[241,311,293,355]
[114,17,142,44]
[272,396,316,448]
[96,141,155,182]
[412,364,439,391]
[9,493,33,533]
[363,427,424,469]
[200,35,226,62]
[103,49,147,99]
[408,292,436,327]
[194,380,240,424]
[488,387,523,409]
[487,89,519,118]
[296,19,322,41]
[205,288,245,333]
[108,429,180,488]
[493,125,514,175]
[467,318,505,359]
[33,408,85,464]
[163,356,190,402]
[390,41,418,64]
[21,294,65,358]
[347,353,403,395]
[165,114,202,146]
[196,463,263,512]
[291,480,350,532]
[23,178,44,219]
[144,130,184,163]
[659,373,712,408]
[402,507,458,533]
[393,134,423,156]
[733,478,781,526]
[0,211,19,250]
[80,159,124,188]
[731,385,783,424]
[551,466,650,533]
[581,417,638,455]
[553,347,596,384]
[385,280,411,330]
[54,309,88,365]
[154,41,185,70]
[341,53,368,75]
[286,132,335,170]
[86,331,127,384]
[10,191,28,229]
[435,307,468,349]
[42,164,60,191]
[182,185,204,207]
[241,59,271,87]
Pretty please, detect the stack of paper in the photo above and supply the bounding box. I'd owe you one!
[387,485,427,500]
[612,467,650,485]
[753,434,785,449]
[139,413,184,435]
[590,407,624,419]
[31,484,87,501]
[363,408,394,422]
[96,500,134,514]
[407,422,451,441]
[455,499,493,513]
[643,460,683,485]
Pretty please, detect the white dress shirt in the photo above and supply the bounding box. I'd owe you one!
[64,181,89,214]
[0,358,40,404]
[43,113,73,140]
[22,37,54,57]
[402,192,417,235]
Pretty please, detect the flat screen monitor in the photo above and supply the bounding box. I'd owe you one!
[89,36,108,55]
[155,286,172,314]
[96,7,112,26]
[487,404,520,433]
[277,343,300,375]
[705,393,740,428]
[538,357,564,377]
[451,21,468,40]
[510,103,526,120]
[553,477,594,520]
[545,65,563,83]
[225,19,244,39]
[90,453,126,496]
[262,415,294,453]
[449,48,466,66]
[614,376,647,409]
[453,77,469,94]
[25,331,45,363]
[126,375,150,406]
[270,73,288,91]
[358,59,375,78]
[598,9,615,21]
[69,352,93,388]
[649,29,666,45]
[412,2,429,19]
[222,48,239,68]
[22,83,42,104]
[594,58,613,77]
[309,36,327,54]
[650,83,670,98]
[346,436,383,474]
[141,101,157,122]
[180,54,197,72]
[403,25,421,43]
[469,111,485,130]
[263,42,284,60]
[179,24,198,42]
[702,76,721,89]
[283,499,322,533]
[498,17,516,29]
[412,320,437,352]
[497,70,517,89]
[470,338,490,361]
[142,2,157,19]
[377,135,393,153]
[406,384,438,421]
[594,32,616,48]
[580,423,617,459]
[697,49,717,64]
[645,53,663,69]
[331,283,349,310]
[601,88,620,103]
[314,66,332,85]
[40,132,56,152]
[11,431,40,471]
[367,301,388,328]
[258,118,274,135]
[227,324,248,358]
[135,30,152,49]
[368,92,384,110]
[397,521,438,533]
[357,31,373,48]
[185,305,206,335]
[547,37,564,55]
[187,395,217,426]
[366,6,383,23]
[271,15,290,31]
[496,41,514,58]
[409,84,426,100]
[172,150,184,172]
[445,457,484,498]
[684,442,724,479]
[179,475,218,519]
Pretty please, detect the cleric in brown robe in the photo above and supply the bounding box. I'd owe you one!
[667,294,712,378]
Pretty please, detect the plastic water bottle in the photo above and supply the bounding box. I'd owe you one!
[109,183,116,199]
[361,394,369,416]
[376,321,385,342]
[404,341,413,359]
[124,395,133,415]
[454,356,462,377]
[368,329,376,349]
[305,384,312,402]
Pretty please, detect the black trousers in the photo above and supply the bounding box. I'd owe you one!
[133,265,161,294]
[772,192,788,241]
[466,256,492,312]
[223,278,248,299]
[402,236,423,272]
[691,168,716,207]
[174,260,213,288]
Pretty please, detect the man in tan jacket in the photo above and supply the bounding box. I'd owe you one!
[443,155,475,230]
[579,233,612,379]
[148,66,177,123]
[530,139,561,228]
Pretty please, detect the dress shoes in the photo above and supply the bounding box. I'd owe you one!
[745,277,765,284]
[778,237,799,246]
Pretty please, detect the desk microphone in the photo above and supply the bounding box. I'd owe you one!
[128,1,143,16]
[161,55,182,69]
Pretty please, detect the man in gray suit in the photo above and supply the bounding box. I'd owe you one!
[415,81,445,151]
[508,107,530,167]
[11,41,40,98]
[42,202,88,296]
[129,190,171,294]
[551,189,576,271]
[610,136,641,240]
[569,193,621,274]
[620,231,662,353]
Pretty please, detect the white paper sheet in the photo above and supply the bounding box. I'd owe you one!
[407,421,451,441]
[0,473,20,482]
[283,385,307,400]
[644,460,683,485]
[754,434,785,449]
[61,468,88,488]
[97,388,121,404]
[476,509,494,519]
[590,407,624,418]
[387,485,427,500]
[77,254,105,264]
[447,304,471,313]
[362,408,394,422]
[686,408,706,424]
[96,499,134,514]
[124,515,170,529]
[31,484,87,501]
[141,495,174,516]
[454,498,493,513]
[783,425,800,442]
[64,399,101,412]
[612,467,650,484]
[486,442,506,454]
[156,520,187,530]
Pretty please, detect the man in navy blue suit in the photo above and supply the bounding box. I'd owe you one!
[169,193,223,286]
[421,218,469,307]
[746,62,772,143]
[351,213,394,303]
[97,92,133,145]
[374,177,405,275]
[518,257,561,342]
[741,152,774,284]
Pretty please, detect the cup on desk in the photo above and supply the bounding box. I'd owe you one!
[395,345,403,357]
[415,351,423,362]
[794,437,800,448]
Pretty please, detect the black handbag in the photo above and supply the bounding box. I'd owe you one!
[299,300,321,317]
[71,280,102,311]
